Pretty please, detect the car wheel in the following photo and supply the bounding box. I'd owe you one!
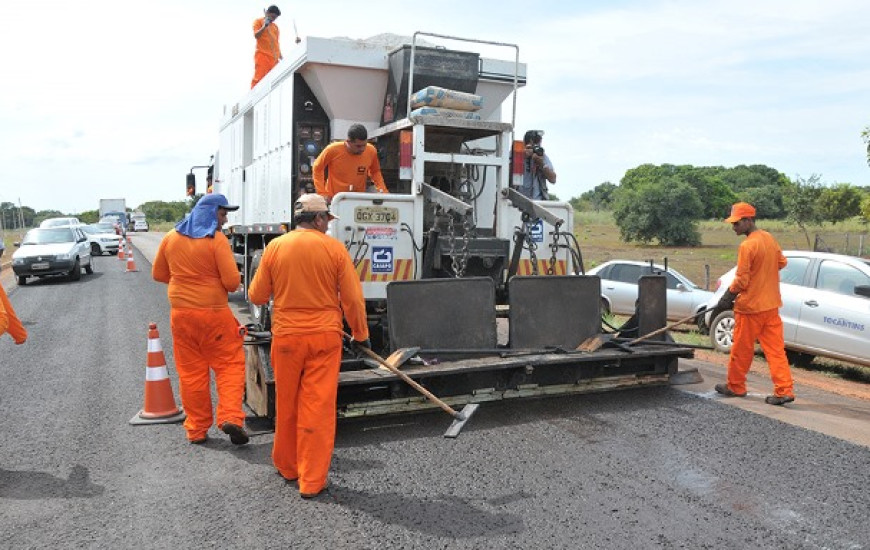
[90,243,101,256]
[69,258,82,281]
[696,312,709,335]
[786,350,815,367]
[17,275,27,286]
[709,310,735,353]
[84,257,94,275]
[600,298,611,316]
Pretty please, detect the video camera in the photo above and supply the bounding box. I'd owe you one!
[533,145,545,156]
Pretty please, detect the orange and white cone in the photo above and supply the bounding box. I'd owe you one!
[130,323,185,425]
[125,247,137,272]
[118,239,126,260]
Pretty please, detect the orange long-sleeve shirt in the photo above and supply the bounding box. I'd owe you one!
[0,285,27,344]
[248,228,368,340]
[253,17,281,62]
[729,229,787,314]
[312,141,388,199]
[152,230,241,309]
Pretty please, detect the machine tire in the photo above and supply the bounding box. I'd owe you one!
[709,310,735,353]
[247,249,272,331]
[786,350,815,367]
[17,275,27,286]
[69,258,82,281]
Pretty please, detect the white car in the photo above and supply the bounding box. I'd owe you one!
[12,226,94,285]
[133,219,149,232]
[705,250,870,366]
[81,224,122,255]
[39,216,82,228]
[586,260,714,328]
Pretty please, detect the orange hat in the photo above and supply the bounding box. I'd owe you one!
[724,202,756,223]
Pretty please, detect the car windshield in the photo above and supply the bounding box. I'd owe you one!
[22,228,76,245]
[93,222,116,232]
[41,218,77,228]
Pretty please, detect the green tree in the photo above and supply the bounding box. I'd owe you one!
[139,200,192,223]
[79,210,100,224]
[741,186,784,219]
[862,125,870,166]
[816,183,863,224]
[784,174,824,248]
[580,182,617,211]
[612,180,703,246]
[860,195,870,223]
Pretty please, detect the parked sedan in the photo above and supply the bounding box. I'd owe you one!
[81,224,122,255]
[586,260,714,328]
[705,251,870,366]
[11,226,94,285]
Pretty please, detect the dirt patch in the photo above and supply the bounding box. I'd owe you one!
[693,349,870,401]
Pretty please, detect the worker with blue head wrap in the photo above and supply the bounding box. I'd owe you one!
[152,194,250,445]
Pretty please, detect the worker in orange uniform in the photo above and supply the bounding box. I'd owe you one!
[313,123,389,200]
[0,285,28,345]
[152,194,250,444]
[248,193,368,499]
[251,5,283,88]
[711,202,795,406]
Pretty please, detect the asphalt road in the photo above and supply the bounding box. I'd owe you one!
[1,234,869,549]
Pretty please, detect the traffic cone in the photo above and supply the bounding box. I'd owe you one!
[125,247,137,272]
[130,323,185,425]
[118,239,126,260]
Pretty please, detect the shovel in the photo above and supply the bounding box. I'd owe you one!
[344,333,479,438]
[578,307,710,353]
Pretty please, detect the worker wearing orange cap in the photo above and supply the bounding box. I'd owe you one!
[0,285,27,345]
[251,5,283,88]
[152,193,250,444]
[313,123,389,200]
[712,202,795,405]
[248,192,368,499]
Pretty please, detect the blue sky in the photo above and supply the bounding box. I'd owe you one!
[0,0,867,214]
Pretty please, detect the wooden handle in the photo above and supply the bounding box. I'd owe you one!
[625,308,708,346]
[345,333,458,418]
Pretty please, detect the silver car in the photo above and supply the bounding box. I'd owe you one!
[586,260,714,328]
[705,251,870,366]
[11,227,94,285]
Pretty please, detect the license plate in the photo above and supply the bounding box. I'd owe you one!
[354,206,399,224]
[32,262,50,270]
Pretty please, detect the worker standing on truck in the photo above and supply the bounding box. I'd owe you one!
[248,193,369,499]
[519,129,556,200]
[0,285,28,345]
[313,123,389,200]
[151,194,250,444]
[251,5,283,88]
[712,202,796,406]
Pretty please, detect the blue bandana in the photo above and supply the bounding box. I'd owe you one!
[175,194,238,238]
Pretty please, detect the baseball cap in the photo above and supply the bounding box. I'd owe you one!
[724,202,756,223]
[294,193,337,219]
[198,193,239,211]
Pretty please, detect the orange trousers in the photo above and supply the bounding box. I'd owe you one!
[251,52,278,88]
[271,332,342,494]
[727,308,794,397]
[170,307,246,441]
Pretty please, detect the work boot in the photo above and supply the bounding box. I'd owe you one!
[765,395,795,406]
[300,479,330,500]
[220,422,250,445]
[189,435,208,445]
[714,383,747,397]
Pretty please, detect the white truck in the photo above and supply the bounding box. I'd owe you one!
[98,198,128,234]
[204,31,691,418]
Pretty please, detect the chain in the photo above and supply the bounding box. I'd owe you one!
[547,230,560,275]
[457,216,472,278]
[524,219,538,276]
[447,214,460,276]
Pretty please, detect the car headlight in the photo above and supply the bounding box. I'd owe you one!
[56,253,71,260]
[100,238,115,243]
[12,258,24,265]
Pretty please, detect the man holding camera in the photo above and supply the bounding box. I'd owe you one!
[519,130,557,200]
[251,5,283,88]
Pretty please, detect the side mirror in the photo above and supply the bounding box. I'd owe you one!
[186,173,196,196]
[676,283,686,291]
[14,241,21,247]
[855,285,870,298]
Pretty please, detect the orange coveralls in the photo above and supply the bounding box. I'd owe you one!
[248,228,368,495]
[0,285,27,344]
[313,141,389,200]
[152,229,246,441]
[727,229,794,397]
[251,17,281,88]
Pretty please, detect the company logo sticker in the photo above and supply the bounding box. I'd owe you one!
[530,220,544,243]
[371,246,394,273]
